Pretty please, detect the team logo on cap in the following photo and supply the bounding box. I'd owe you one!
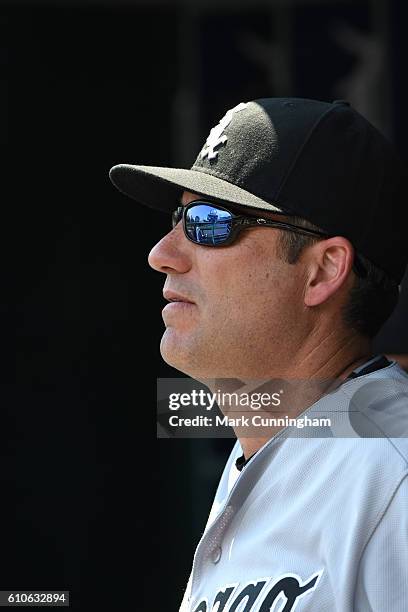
[200,102,248,161]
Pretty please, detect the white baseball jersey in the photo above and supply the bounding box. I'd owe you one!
[179,358,408,611]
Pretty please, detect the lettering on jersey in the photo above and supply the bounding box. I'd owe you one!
[191,570,323,612]
[212,586,238,612]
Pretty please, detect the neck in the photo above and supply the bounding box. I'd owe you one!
[208,334,372,459]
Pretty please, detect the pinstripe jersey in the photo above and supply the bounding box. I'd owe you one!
[179,359,408,611]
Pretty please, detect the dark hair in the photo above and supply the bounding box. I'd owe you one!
[277,216,400,338]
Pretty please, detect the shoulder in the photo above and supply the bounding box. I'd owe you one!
[307,361,408,454]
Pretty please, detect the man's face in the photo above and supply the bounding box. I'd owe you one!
[148,191,310,379]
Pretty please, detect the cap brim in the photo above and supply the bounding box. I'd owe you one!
[109,164,283,213]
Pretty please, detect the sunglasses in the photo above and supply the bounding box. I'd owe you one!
[171,200,368,277]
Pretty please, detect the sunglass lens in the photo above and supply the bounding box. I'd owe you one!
[185,204,233,245]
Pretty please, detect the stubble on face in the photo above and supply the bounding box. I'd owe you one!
[158,192,308,380]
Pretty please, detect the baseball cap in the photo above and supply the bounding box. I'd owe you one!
[109,97,408,284]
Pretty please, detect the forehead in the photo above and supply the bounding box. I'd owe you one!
[180,191,289,222]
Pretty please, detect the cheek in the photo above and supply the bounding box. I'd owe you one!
[202,252,290,321]
[195,231,305,326]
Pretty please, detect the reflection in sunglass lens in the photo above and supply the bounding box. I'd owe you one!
[185,204,233,245]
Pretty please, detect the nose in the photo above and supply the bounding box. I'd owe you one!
[148,222,192,274]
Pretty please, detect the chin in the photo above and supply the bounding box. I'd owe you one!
[159,330,213,379]
[160,330,192,374]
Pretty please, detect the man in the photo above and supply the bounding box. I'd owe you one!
[110,98,408,611]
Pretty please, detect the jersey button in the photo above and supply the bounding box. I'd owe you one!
[211,546,222,564]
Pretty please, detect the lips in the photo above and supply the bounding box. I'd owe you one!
[163,290,195,304]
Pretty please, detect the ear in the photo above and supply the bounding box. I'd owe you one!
[304,237,355,307]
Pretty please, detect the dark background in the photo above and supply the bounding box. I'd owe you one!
[6,1,408,610]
